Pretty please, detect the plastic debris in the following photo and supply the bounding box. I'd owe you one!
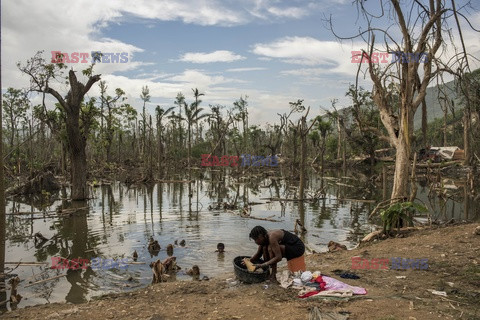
[429,290,447,297]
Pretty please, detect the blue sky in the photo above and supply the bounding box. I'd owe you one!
[2,0,480,125]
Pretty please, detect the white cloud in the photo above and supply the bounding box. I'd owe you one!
[121,0,246,26]
[252,36,366,77]
[178,51,246,63]
[168,69,243,85]
[252,37,341,65]
[226,67,267,72]
[246,0,319,20]
[266,6,308,19]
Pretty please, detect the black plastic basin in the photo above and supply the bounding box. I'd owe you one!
[233,256,269,284]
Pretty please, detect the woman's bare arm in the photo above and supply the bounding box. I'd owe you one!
[259,230,283,267]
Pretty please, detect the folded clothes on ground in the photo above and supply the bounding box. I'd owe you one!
[298,275,367,298]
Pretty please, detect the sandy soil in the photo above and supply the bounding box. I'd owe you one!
[2,223,479,320]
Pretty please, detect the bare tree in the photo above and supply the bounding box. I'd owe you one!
[18,51,101,200]
[329,0,477,200]
[192,88,204,143]
[140,85,151,156]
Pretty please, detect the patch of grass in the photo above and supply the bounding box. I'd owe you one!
[463,264,480,284]
[435,279,446,291]
[428,260,450,272]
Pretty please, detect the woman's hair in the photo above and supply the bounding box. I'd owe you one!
[249,226,267,240]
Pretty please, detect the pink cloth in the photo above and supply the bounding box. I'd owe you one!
[322,276,367,295]
[298,275,367,298]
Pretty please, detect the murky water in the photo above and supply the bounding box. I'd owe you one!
[3,168,479,309]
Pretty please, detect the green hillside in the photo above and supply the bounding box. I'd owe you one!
[413,79,463,130]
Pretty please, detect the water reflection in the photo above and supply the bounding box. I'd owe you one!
[3,168,479,310]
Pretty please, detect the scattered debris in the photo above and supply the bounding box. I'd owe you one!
[308,307,350,320]
[428,289,447,297]
[328,241,347,252]
[25,274,66,288]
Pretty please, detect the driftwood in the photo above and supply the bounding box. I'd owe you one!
[362,227,427,242]
[57,206,88,214]
[260,197,316,202]
[241,214,281,222]
[361,230,383,242]
[232,210,282,222]
[247,202,265,206]
[24,274,66,288]
[337,198,376,203]
[260,197,300,201]
[415,160,461,169]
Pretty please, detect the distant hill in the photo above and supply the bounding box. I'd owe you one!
[413,79,463,130]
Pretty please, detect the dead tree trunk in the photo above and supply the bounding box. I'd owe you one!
[19,54,101,200]
[46,71,100,200]
[298,107,317,200]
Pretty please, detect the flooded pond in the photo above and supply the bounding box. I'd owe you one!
[4,168,480,309]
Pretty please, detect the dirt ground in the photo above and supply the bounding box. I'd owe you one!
[2,223,479,320]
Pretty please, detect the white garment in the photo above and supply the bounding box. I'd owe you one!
[301,271,313,282]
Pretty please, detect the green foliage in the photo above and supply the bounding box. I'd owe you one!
[416,110,464,147]
[380,201,428,233]
[190,141,211,158]
[325,136,338,160]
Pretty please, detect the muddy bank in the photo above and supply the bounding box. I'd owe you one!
[2,223,479,320]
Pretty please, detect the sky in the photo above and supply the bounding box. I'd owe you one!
[2,0,480,125]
